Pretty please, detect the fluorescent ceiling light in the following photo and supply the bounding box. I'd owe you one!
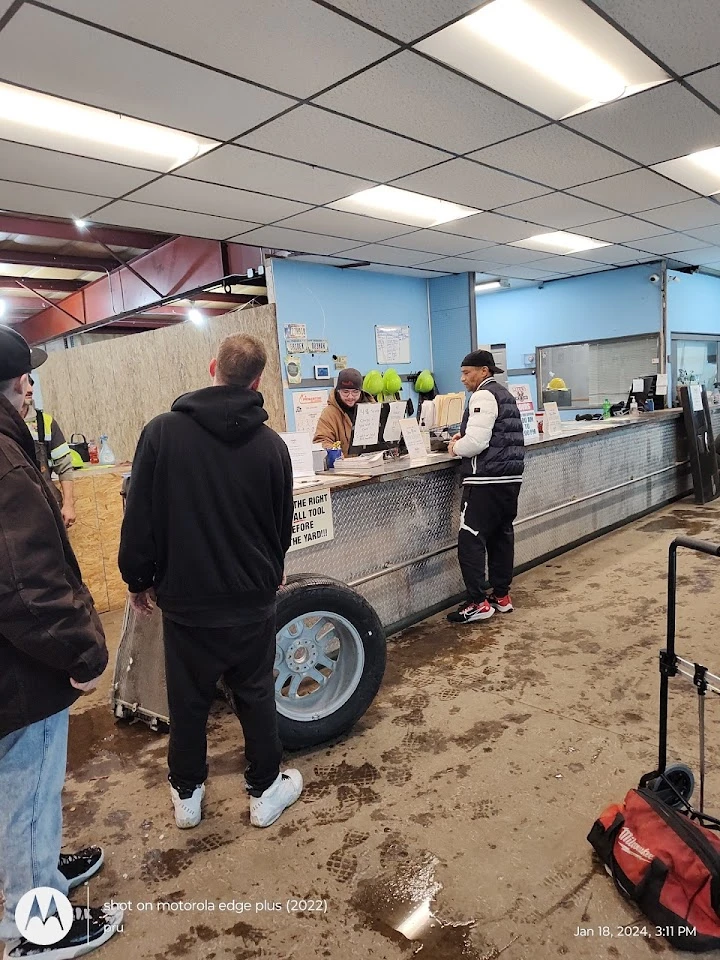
[330,186,478,228]
[475,279,507,292]
[416,0,669,120]
[0,82,217,172]
[652,146,720,196]
[511,231,610,254]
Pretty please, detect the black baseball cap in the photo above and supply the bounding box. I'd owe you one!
[461,349,504,374]
[0,324,47,380]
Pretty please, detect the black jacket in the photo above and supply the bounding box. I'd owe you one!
[0,395,107,737]
[454,377,525,484]
[119,386,294,624]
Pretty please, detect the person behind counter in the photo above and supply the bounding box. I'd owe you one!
[21,377,76,529]
[447,350,525,624]
[313,367,375,456]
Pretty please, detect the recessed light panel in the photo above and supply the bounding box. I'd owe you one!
[330,185,479,228]
[510,231,611,254]
[416,0,669,120]
[652,146,720,196]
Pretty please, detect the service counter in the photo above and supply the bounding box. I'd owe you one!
[284,409,719,633]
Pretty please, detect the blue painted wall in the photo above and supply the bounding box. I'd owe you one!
[668,270,720,335]
[271,259,432,429]
[428,273,475,395]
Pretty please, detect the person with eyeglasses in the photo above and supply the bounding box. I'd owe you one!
[313,368,374,457]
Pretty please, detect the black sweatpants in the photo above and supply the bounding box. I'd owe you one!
[162,614,283,794]
[458,483,520,601]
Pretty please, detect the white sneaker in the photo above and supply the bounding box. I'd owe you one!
[249,770,303,828]
[170,783,205,829]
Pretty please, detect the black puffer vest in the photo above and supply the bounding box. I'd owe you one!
[460,378,525,483]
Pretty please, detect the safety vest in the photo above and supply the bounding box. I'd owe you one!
[26,411,70,479]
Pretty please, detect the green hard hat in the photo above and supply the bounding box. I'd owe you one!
[383,368,402,394]
[415,370,435,393]
[363,370,384,395]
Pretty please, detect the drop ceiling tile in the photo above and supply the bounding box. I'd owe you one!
[631,233,709,255]
[674,247,720,266]
[684,224,720,246]
[392,158,549,209]
[126,178,309,222]
[356,264,451,277]
[274,207,414,243]
[562,245,648,264]
[566,84,720,167]
[472,245,551,265]
[491,266,554,281]
[336,243,433,266]
[227,226,357,256]
[316,51,544,154]
[432,211,547,243]
[283,255,358,266]
[239,105,448,181]
[0,6,291,142]
[468,126,636,190]
[590,0,720,75]
[0,140,156,195]
[90,201,259,240]
[415,256,498,273]
[322,0,480,41]
[687,66,720,113]
[497,193,616,228]
[552,263,613,276]
[527,255,610,273]
[179,145,372,205]
[569,170,697,215]
[0,181,108,219]
[582,217,670,243]
[639,198,720,231]
[46,0,396,98]
[383,230,492,256]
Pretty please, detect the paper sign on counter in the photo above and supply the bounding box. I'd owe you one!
[382,401,409,442]
[656,373,668,396]
[509,384,539,442]
[543,402,564,437]
[632,378,644,394]
[690,383,704,412]
[401,418,428,459]
[288,490,334,553]
[352,402,382,447]
[279,432,315,479]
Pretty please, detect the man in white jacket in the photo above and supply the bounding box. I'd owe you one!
[447,351,525,624]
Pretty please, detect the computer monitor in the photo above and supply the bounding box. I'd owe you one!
[626,374,666,411]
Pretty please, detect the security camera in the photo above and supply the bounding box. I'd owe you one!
[649,274,660,283]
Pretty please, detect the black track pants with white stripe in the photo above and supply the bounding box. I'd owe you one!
[458,482,520,600]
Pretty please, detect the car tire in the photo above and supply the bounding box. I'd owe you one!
[223,575,386,750]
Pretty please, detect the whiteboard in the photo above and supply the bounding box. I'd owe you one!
[375,325,411,365]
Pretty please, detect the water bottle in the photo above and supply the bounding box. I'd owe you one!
[98,435,116,465]
[602,398,611,420]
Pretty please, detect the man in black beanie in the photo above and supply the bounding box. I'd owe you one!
[447,350,524,623]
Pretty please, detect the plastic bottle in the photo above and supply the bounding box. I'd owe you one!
[88,441,99,465]
[629,397,639,418]
[98,435,116,465]
[602,398,611,420]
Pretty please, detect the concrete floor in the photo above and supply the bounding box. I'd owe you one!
[57,496,720,959]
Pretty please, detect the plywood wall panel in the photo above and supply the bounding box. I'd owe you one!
[39,305,284,462]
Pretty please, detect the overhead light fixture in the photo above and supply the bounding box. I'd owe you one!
[74,219,88,229]
[329,186,478,228]
[0,82,217,172]
[475,279,509,292]
[510,231,610,255]
[187,306,204,326]
[652,146,720,196]
[416,0,669,119]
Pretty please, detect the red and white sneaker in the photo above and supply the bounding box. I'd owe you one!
[447,600,495,623]
[489,594,513,613]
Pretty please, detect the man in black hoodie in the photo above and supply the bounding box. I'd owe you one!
[119,333,302,830]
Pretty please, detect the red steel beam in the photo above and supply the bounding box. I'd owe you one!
[0,250,117,271]
[0,277,86,292]
[18,237,265,344]
[0,214,167,250]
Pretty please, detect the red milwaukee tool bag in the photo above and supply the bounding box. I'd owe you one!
[588,788,720,952]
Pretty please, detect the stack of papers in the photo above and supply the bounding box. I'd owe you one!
[331,452,386,475]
